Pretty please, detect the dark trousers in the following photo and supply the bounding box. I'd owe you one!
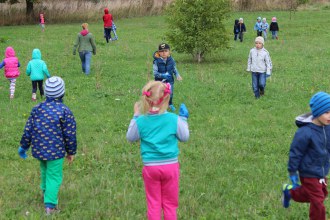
[104,27,112,43]
[32,80,44,96]
[291,177,328,220]
[257,31,262,36]
[239,32,244,42]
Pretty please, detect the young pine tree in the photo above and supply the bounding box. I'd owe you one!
[166,0,230,62]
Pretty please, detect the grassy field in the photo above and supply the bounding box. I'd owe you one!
[0,8,330,219]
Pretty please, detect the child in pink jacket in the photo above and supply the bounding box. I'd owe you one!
[0,46,21,99]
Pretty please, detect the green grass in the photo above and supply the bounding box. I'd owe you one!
[1,9,330,219]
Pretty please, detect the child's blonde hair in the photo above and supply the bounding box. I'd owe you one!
[140,81,171,114]
[81,23,88,29]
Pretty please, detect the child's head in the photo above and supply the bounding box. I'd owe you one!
[45,76,65,99]
[81,23,88,30]
[239,18,243,23]
[255,36,264,49]
[140,81,171,114]
[5,46,16,58]
[262,18,266,23]
[310,92,330,119]
[104,8,109,14]
[257,16,261,22]
[272,17,277,22]
[234,19,239,25]
[158,43,171,59]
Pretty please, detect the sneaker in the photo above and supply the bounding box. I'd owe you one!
[260,90,265,96]
[45,207,60,215]
[282,184,292,208]
[169,105,176,111]
[32,93,37,101]
[10,94,14,99]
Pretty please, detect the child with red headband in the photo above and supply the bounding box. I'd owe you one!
[127,80,190,220]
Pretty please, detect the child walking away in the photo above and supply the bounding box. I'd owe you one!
[102,8,113,43]
[18,76,77,215]
[153,43,182,111]
[126,81,190,220]
[261,18,269,41]
[40,13,45,32]
[254,17,262,37]
[269,17,279,40]
[73,23,96,75]
[233,19,239,41]
[26,48,51,101]
[238,18,246,42]
[246,37,272,99]
[0,46,21,99]
[282,91,330,220]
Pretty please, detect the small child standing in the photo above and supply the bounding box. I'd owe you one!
[254,17,262,37]
[153,43,182,111]
[0,46,21,99]
[261,18,269,41]
[26,48,51,101]
[282,91,330,220]
[39,13,45,32]
[126,81,189,220]
[238,18,246,42]
[18,76,77,215]
[269,17,279,40]
[102,8,113,43]
[246,37,272,98]
[233,19,239,41]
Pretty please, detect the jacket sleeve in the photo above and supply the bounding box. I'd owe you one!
[90,35,96,55]
[26,62,31,76]
[288,128,310,175]
[173,64,181,78]
[61,108,77,155]
[20,110,34,150]
[247,50,252,71]
[126,118,140,142]
[176,116,189,142]
[264,51,272,75]
[43,62,51,78]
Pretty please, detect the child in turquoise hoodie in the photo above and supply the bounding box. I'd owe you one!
[26,48,51,101]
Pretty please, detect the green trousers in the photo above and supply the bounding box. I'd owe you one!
[39,158,64,208]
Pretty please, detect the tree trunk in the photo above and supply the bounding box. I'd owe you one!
[194,52,203,63]
[26,0,34,21]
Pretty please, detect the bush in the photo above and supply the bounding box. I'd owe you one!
[165,0,230,62]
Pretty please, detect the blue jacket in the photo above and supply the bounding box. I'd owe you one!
[20,97,77,161]
[153,51,180,83]
[26,49,50,81]
[288,113,330,178]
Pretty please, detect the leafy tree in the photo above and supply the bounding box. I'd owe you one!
[0,0,39,20]
[165,0,230,62]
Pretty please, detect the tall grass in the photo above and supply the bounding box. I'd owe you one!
[0,7,330,219]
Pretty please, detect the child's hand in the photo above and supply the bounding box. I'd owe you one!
[177,76,183,81]
[134,102,140,116]
[66,154,74,163]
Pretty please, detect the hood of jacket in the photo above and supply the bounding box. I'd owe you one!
[104,8,109,14]
[5,47,16,58]
[295,113,313,128]
[32,48,42,60]
[80,30,89,36]
[234,19,239,25]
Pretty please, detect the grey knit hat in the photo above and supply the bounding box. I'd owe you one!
[45,76,65,98]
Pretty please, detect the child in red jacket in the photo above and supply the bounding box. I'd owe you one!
[103,8,113,43]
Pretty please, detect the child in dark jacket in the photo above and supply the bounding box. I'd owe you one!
[18,76,77,215]
[238,18,246,42]
[233,19,239,41]
[0,46,21,99]
[282,91,330,220]
[269,17,279,40]
[153,43,182,111]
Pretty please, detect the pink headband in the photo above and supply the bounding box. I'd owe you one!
[143,91,151,97]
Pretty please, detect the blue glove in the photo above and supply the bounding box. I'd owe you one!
[290,174,299,187]
[161,73,171,80]
[179,103,189,119]
[18,146,28,159]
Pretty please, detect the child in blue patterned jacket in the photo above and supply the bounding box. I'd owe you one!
[127,80,189,219]
[153,43,182,111]
[18,76,77,215]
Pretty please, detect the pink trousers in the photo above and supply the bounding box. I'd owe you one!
[142,163,180,220]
